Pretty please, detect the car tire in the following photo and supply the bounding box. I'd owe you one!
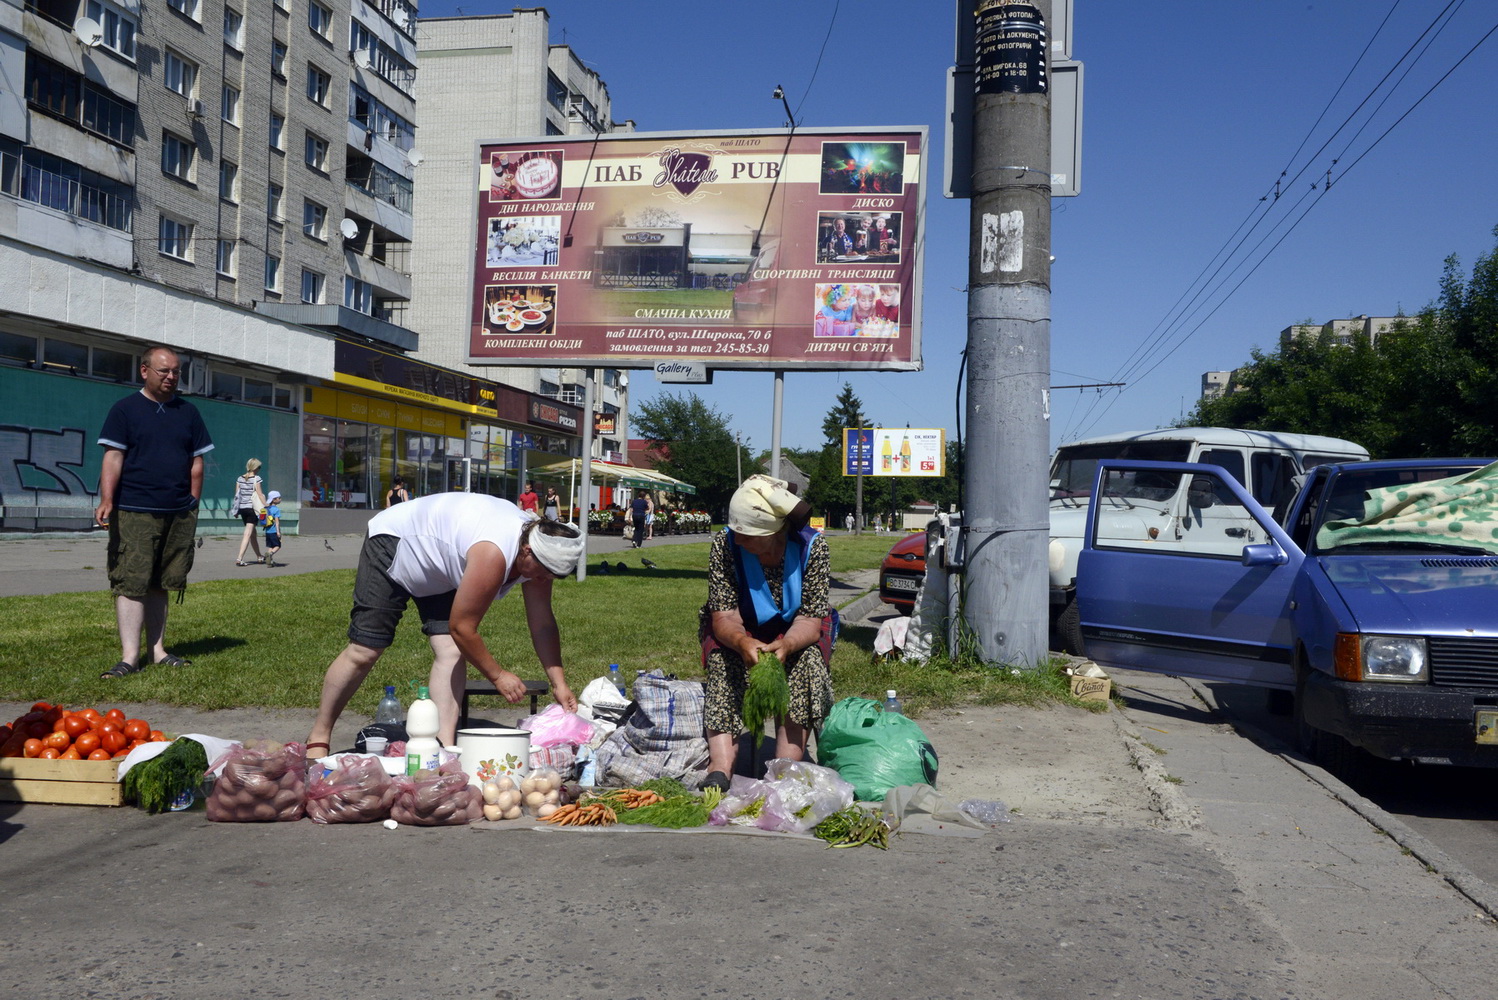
[1057,597,1086,657]
[1291,650,1318,755]
[1294,650,1369,783]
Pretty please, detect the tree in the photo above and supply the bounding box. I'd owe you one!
[632,392,746,518]
[821,383,870,447]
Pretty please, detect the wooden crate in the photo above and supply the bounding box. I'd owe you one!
[0,756,124,806]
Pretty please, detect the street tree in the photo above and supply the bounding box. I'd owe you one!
[632,392,746,518]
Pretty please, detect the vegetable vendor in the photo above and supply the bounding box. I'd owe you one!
[305,493,585,754]
[698,475,835,792]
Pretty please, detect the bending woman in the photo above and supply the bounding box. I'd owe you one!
[233,458,267,566]
[699,475,834,792]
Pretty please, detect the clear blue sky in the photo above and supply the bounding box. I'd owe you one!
[420,1,1498,455]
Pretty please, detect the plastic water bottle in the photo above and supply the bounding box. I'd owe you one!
[609,663,626,697]
[374,685,403,725]
[404,685,442,775]
[884,689,903,715]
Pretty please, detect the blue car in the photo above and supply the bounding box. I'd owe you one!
[1076,457,1498,772]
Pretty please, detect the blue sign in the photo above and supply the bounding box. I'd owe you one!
[843,428,874,476]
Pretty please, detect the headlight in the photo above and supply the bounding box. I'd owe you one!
[1336,634,1427,682]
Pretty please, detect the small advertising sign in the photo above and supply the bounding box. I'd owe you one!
[844,427,945,477]
[468,127,926,372]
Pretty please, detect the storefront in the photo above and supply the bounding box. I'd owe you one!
[300,341,582,508]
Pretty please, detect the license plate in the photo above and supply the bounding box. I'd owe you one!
[1477,710,1498,744]
[885,576,919,592]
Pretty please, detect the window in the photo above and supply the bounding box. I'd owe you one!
[11,146,133,231]
[0,330,39,365]
[301,269,325,304]
[308,1,332,38]
[547,73,567,111]
[218,160,238,201]
[159,215,194,259]
[267,182,283,221]
[221,84,240,125]
[272,41,288,78]
[244,378,273,406]
[304,132,329,171]
[215,239,236,276]
[92,347,134,381]
[87,1,137,60]
[212,371,243,399]
[306,65,331,106]
[81,87,136,146]
[344,275,373,314]
[223,8,244,49]
[264,255,281,292]
[269,114,285,150]
[161,131,195,181]
[163,51,197,97]
[26,52,137,148]
[168,0,200,19]
[302,199,327,239]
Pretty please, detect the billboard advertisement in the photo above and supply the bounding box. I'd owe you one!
[843,428,946,476]
[468,128,926,372]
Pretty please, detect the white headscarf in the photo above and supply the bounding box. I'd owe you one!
[527,522,584,576]
[727,474,802,537]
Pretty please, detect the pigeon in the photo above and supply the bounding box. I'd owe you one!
[324,539,335,551]
[196,537,204,549]
[614,561,629,572]
[641,557,657,569]
[597,561,611,575]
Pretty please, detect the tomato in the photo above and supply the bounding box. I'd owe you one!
[73,732,101,756]
[38,747,60,759]
[60,747,82,760]
[100,730,127,754]
[62,716,91,739]
[30,702,52,713]
[27,720,53,739]
[105,708,127,727]
[123,719,150,741]
[87,749,113,761]
[148,730,167,743]
[22,738,44,758]
[79,708,103,725]
[42,731,71,751]
[98,722,121,737]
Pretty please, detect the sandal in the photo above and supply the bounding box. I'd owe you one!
[100,660,144,680]
[235,560,248,567]
[151,653,192,668]
[700,771,731,793]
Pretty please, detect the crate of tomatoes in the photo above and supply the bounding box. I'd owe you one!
[0,702,170,806]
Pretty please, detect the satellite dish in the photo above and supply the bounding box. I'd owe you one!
[618,373,629,388]
[406,148,424,168]
[392,7,410,29]
[353,49,372,70]
[73,16,104,47]
[339,218,359,240]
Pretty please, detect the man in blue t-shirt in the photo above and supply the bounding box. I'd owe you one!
[94,345,214,679]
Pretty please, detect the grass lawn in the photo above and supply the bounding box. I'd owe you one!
[0,532,1096,717]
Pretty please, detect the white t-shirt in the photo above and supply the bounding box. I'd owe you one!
[234,474,262,510]
[368,494,528,598]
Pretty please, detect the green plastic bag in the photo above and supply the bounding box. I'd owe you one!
[815,697,939,802]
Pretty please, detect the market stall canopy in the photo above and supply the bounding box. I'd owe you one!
[529,458,695,494]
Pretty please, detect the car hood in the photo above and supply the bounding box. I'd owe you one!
[1319,554,1498,634]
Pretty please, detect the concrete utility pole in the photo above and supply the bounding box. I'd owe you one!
[964,0,1051,665]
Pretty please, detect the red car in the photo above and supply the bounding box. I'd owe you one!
[878,532,926,614]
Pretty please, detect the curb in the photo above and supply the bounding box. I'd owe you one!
[837,590,888,622]
[1111,705,1205,830]
[1179,677,1498,922]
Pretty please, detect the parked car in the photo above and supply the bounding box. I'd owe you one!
[1048,427,1368,652]
[878,531,926,613]
[1076,457,1498,774]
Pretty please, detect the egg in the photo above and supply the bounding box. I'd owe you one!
[482,782,502,805]
[483,803,504,822]
[503,805,522,820]
[519,776,537,794]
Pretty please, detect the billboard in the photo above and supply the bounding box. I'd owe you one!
[843,428,946,476]
[468,128,926,372]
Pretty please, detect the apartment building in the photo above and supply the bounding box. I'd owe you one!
[411,7,633,464]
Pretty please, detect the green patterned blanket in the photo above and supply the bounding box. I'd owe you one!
[1317,462,1498,554]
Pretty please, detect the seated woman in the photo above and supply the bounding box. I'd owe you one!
[699,475,835,792]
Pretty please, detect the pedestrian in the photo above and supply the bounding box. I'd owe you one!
[303,493,584,751]
[629,492,650,547]
[385,475,411,508]
[543,485,561,521]
[645,494,656,540]
[94,345,214,679]
[232,457,266,567]
[844,512,854,532]
[517,480,539,516]
[262,490,283,566]
[697,474,834,792]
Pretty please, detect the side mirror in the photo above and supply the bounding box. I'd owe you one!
[1186,476,1216,508]
[1241,543,1287,567]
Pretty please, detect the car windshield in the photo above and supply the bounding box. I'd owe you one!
[1313,464,1489,554]
[1051,441,1191,500]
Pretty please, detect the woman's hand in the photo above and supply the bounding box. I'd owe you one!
[551,681,578,714]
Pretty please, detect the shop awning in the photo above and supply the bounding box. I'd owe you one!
[528,459,695,494]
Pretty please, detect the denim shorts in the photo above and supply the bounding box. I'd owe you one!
[107,508,199,598]
[347,533,456,649]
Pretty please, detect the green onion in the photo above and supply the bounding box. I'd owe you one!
[742,650,789,742]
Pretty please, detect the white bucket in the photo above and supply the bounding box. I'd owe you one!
[455,728,533,787]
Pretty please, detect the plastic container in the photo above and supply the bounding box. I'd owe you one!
[883,690,903,715]
[374,685,403,725]
[608,663,626,697]
[404,685,442,775]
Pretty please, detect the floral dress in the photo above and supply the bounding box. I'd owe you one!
[700,530,834,736]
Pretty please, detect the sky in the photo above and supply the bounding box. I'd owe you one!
[419,0,1498,456]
